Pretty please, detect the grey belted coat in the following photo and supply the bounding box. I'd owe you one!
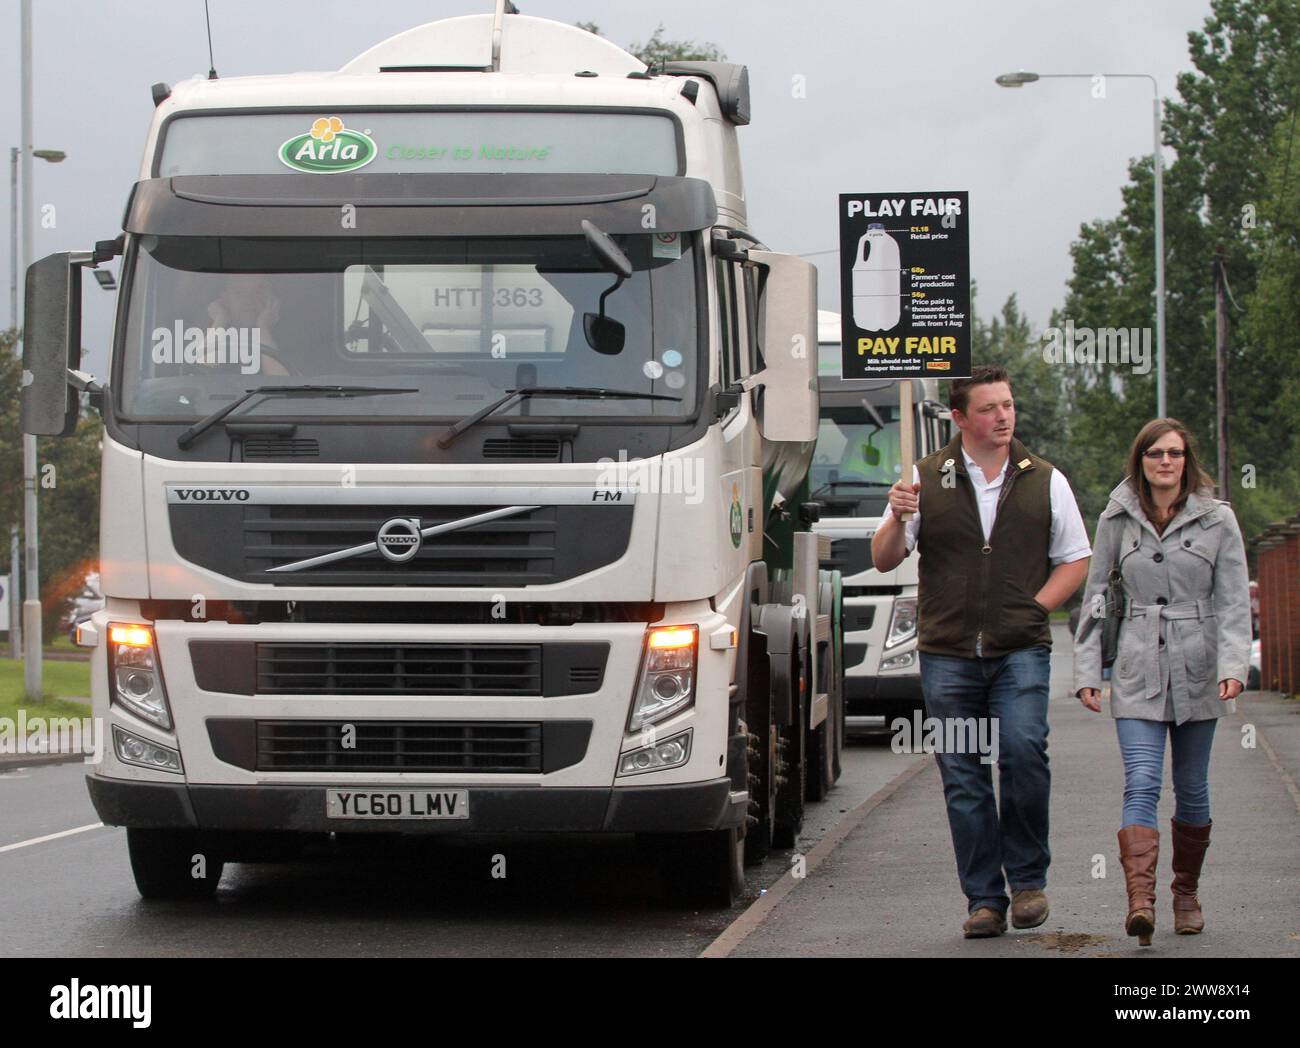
[1072,480,1252,724]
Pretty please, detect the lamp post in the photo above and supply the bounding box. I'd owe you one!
[9,146,63,664]
[996,70,1167,420]
[17,0,71,695]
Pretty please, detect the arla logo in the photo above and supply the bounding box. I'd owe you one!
[279,117,376,173]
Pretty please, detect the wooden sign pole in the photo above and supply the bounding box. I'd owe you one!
[898,378,914,522]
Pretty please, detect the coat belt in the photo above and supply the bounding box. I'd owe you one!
[1123,599,1216,709]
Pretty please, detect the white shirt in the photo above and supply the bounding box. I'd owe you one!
[881,447,1092,565]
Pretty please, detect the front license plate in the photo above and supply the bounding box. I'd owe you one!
[326,789,469,820]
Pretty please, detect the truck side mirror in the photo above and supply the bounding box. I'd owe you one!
[22,252,84,437]
[747,250,817,443]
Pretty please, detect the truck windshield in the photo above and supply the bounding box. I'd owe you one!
[810,405,911,516]
[117,233,698,422]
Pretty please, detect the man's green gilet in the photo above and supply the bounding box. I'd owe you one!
[915,434,1055,659]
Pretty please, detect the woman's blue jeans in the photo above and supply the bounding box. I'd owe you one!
[1115,717,1217,829]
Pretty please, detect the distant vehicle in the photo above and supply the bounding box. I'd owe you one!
[61,572,104,642]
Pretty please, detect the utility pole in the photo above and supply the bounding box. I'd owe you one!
[1214,245,1230,502]
[20,0,42,698]
[9,147,19,661]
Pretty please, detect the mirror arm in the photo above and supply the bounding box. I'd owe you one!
[711,232,748,262]
[597,275,624,319]
[67,369,103,395]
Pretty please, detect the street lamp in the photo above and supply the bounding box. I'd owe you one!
[9,144,65,666]
[996,70,1167,419]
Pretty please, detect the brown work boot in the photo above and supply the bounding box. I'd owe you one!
[1171,819,1212,934]
[1118,825,1160,946]
[962,907,1007,938]
[1010,888,1050,929]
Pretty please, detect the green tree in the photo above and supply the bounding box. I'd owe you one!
[1057,0,1300,539]
[1,328,103,636]
[577,22,725,65]
[970,291,1068,468]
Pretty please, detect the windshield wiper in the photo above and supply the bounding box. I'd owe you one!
[811,480,894,497]
[177,385,419,449]
[437,386,682,449]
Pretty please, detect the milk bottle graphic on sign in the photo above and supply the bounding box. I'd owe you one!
[852,223,902,331]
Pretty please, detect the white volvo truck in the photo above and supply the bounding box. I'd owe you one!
[811,312,948,729]
[22,3,844,907]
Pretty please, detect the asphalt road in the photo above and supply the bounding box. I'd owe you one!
[0,720,920,957]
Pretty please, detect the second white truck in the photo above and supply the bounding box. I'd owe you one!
[812,311,949,729]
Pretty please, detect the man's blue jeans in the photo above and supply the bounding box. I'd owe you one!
[918,646,1051,916]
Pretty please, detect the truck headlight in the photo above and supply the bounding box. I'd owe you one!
[108,623,173,730]
[880,650,916,671]
[112,726,183,773]
[885,597,918,648]
[618,729,692,776]
[628,626,697,731]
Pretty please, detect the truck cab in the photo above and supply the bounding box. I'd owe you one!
[812,311,949,728]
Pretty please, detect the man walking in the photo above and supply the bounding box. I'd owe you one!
[871,366,1091,937]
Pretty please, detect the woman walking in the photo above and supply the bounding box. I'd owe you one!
[1073,419,1251,945]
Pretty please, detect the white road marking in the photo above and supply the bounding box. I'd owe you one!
[0,822,106,855]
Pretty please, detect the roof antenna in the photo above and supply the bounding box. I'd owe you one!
[204,0,219,79]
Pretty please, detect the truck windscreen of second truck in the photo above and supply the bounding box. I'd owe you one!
[116,233,698,422]
[811,404,912,516]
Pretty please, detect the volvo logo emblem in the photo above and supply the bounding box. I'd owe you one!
[376,517,422,563]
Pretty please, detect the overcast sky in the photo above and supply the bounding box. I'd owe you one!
[1,0,1212,377]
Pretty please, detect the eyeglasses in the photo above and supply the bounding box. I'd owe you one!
[1142,449,1185,460]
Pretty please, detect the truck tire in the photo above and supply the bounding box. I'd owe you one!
[807,574,843,799]
[807,648,841,800]
[656,827,745,908]
[127,828,224,900]
[772,637,807,849]
[743,623,777,866]
[829,574,846,782]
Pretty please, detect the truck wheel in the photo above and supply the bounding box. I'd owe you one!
[808,670,839,800]
[830,629,845,782]
[772,639,807,849]
[830,574,845,782]
[807,629,842,798]
[743,623,776,866]
[127,828,224,900]
[656,827,745,908]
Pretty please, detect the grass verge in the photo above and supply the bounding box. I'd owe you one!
[0,658,92,720]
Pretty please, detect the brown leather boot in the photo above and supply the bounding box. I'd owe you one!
[1118,825,1159,946]
[1171,819,1212,934]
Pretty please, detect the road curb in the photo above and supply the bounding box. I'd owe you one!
[0,752,88,770]
[701,753,930,958]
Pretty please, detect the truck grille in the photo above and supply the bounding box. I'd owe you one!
[189,640,608,697]
[170,502,633,587]
[257,642,541,695]
[258,721,542,773]
[828,537,874,578]
[205,718,593,774]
